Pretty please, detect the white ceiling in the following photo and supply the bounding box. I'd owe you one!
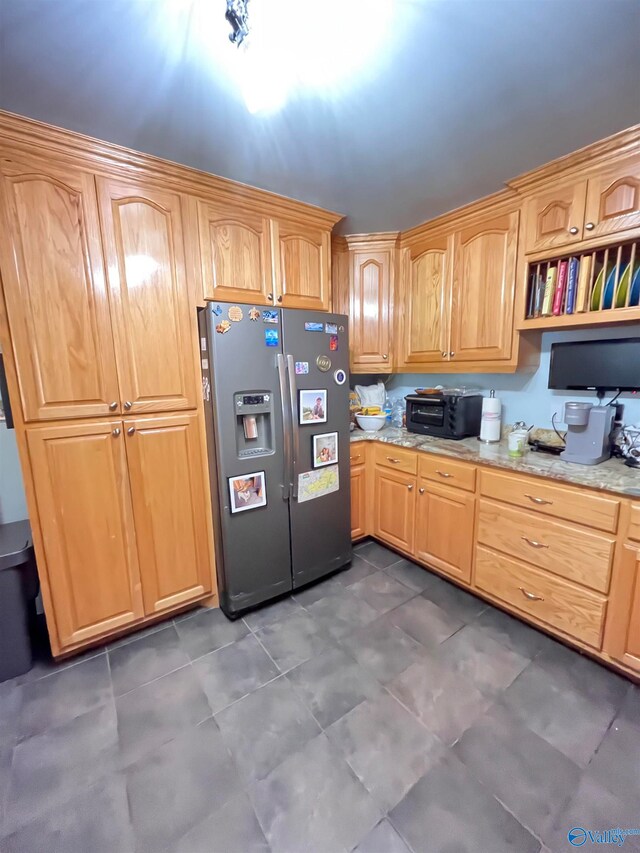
[1,0,639,232]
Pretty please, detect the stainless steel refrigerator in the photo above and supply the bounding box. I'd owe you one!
[199,303,352,618]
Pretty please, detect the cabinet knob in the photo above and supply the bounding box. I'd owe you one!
[123,401,132,410]
[127,427,136,436]
[419,487,425,494]
[267,293,274,301]
[109,401,118,411]
[382,354,388,360]
[112,428,121,437]
[407,484,414,491]
[442,351,447,358]
[585,222,595,231]
[569,226,579,235]
[449,351,455,357]
[277,295,283,303]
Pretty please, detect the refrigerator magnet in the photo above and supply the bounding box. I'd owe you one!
[334,369,346,385]
[295,362,309,375]
[264,329,279,347]
[262,310,279,324]
[312,431,338,468]
[299,389,327,424]
[329,335,339,351]
[316,355,331,372]
[213,304,223,316]
[228,471,267,514]
[216,320,231,334]
[228,305,244,322]
[325,322,338,335]
[249,307,260,321]
[304,322,324,332]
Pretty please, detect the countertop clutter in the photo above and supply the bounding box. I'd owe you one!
[351,427,640,498]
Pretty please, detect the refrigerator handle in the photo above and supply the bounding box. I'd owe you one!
[286,354,300,499]
[276,354,292,501]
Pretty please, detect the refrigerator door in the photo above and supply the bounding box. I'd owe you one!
[281,310,352,588]
[200,303,293,617]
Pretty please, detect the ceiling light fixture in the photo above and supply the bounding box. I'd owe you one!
[226,0,250,46]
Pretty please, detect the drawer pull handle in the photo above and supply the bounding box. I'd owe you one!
[521,536,549,549]
[519,587,544,602]
[387,457,401,463]
[524,494,552,506]
[435,470,452,478]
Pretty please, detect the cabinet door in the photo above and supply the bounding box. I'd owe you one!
[608,544,640,673]
[272,219,331,311]
[584,157,640,240]
[399,236,450,367]
[124,412,212,615]
[523,180,587,254]
[27,419,143,648]
[415,480,474,583]
[350,249,392,371]
[373,466,415,554]
[197,200,273,305]
[450,210,519,363]
[350,465,366,540]
[97,178,198,413]
[0,152,120,421]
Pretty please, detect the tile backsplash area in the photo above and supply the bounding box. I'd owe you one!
[385,325,640,429]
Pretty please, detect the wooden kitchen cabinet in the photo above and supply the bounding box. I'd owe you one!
[197,199,273,305]
[124,411,212,615]
[583,156,640,241]
[97,177,199,414]
[373,466,416,554]
[271,218,331,310]
[0,152,120,421]
[350,464,367,540]
[523,179,588,254]
[449,210,519,363]
[397,233,451,368]
[608,544,640,672]
[415,479,474,583]
[26,419,144,647]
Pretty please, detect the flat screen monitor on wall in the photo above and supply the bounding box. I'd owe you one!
[549,338,640,393]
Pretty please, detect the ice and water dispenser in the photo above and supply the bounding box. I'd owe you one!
[234,392,274,458]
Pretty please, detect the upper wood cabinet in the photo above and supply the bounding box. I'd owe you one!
[0,153,120,421]
[450,210,519,363]
[398,233,450,368]
[340,234,397,372]
[272,219,331,311]
[26,418,144,647]
[523,179,588,254]
[124,411,212,615]
[583,156,640,240]
[197,200,274,305]
[97,178,199,414]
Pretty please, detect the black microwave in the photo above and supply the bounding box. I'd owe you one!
[405,393,482,440]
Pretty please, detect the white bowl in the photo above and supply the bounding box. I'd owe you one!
[356,413,387,432]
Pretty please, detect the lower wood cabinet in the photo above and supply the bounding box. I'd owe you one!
[608,544,640,671]
[350,464,367,540]
[27,412,212,651]
[415,479,474,583]
[27,419,145,648]
[373,466,416,554]
[124,412,212,615]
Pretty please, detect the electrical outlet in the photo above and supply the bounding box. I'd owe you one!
[550,403,563,427]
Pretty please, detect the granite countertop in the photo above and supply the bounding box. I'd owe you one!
[351,427,640,499]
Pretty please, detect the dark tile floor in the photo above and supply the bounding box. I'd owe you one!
[1,539,639,853]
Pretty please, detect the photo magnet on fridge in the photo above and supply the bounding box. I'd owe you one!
[262,310,279,323]
[312,432,338,468]
[299,389,327,424]
[295,362,309,375]
[265,329,279,347]
[304,322,324,332]
[325,323,338,335]
[228,471,267,514]
[329,335,339,351]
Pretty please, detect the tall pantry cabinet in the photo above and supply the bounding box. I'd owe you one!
[0,148,213,654]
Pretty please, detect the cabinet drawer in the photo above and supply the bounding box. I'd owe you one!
[477,501,614,594]
[374,444,418,475]
[629,504,640,542]
[418,455,476,492]
[475,546,606,649]
[479,469,619,533]
[349,445,367,467]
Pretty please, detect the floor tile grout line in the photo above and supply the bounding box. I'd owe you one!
[112,660,193,701]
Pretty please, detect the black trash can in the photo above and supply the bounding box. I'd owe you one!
[0,520,38,682]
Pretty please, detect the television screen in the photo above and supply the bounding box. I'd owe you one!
[549,338,640,392]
